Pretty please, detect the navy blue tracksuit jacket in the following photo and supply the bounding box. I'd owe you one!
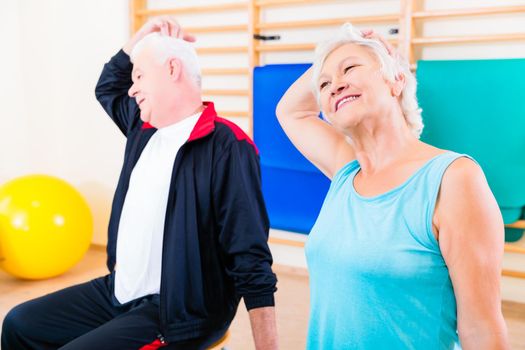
[95,50,277,343]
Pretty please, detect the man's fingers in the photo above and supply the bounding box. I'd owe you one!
[141,16,197,42]
[160,22,170,36]
[182,32,197,42]
[174,25,181,39]
[167,22,196,42]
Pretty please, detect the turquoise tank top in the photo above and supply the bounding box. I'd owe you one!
[306,152,467,350]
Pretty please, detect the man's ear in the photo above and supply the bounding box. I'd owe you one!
[167,57,183,82]
[391,71,406,97]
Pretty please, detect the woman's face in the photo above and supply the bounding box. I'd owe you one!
[317,43,400,131]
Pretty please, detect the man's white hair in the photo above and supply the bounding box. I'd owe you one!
[312,23,423,138]
[131,32,202,88]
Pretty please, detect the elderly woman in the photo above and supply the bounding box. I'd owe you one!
[276,23,508,349]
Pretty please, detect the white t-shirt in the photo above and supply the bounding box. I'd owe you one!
[114,113,200,304]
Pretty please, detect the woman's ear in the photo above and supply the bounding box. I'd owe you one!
[167,57,182,82]
[391,72,406,97]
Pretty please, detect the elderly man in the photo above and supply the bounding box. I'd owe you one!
[1,17,278,350]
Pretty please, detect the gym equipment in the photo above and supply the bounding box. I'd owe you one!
[0,175,93,279]
[417,59,525,240]
[254,64,330,233]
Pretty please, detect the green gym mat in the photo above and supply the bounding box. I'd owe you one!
[417,59,525,226]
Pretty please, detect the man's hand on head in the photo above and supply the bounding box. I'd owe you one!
[123,16,196,55]
[152,16,196,42]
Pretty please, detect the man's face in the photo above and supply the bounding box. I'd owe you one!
[128,47,173,126]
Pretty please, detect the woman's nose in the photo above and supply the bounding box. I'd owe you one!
[331,80,348,96]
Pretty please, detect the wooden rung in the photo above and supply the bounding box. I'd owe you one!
[412,33,525,45]
[203,89,249,96]
[256,0,333,8]
[505,244,525,255]
[218,110,249,117]
[257,15,398,30]
[506,220,525,229]
[185,24,247,33]
[502,269,525,279]
[256,39,397,52]
[269,237,306,248]
[196,46,248,54]
[202,68,250,75]
[130,0,147,35]
[90,243,106,252]
[256,43,315,52]
[136,2,247,16]
[413,5,525,20]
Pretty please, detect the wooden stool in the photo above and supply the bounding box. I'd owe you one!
[207,330,230,350]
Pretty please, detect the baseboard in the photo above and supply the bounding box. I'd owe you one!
[502,300,525,318]
[90,243,106,252]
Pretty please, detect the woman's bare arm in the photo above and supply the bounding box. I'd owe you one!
[275,67,355,179]
[436,158,509,349]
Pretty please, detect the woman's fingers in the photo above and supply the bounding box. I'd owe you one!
[361,29,395,56]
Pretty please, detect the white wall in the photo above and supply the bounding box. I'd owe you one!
[0,0,129,245]
[0,1,27,178]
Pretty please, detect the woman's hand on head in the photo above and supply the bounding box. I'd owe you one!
[360,29,395,56]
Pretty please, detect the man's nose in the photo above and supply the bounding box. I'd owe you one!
[128,84,137,98]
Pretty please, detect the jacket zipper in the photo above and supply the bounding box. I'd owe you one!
[156,333,166,345]
[158,144,186,338]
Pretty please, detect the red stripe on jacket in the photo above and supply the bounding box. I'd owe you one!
[139,339,167,350]
[142,101,258,154]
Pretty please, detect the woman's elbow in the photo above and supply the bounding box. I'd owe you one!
[275,99,286,121]
[459,317,509,349]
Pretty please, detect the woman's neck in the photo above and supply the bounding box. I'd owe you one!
[346,109,419,175]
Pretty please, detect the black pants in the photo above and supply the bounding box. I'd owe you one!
[1,274,225,350]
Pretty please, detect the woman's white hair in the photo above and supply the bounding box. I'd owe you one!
[131,32,202,88]
[312,23,423,138]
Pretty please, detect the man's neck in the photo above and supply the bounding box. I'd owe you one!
[156,100,204,128]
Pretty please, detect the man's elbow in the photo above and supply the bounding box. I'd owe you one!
[94,82,104,102]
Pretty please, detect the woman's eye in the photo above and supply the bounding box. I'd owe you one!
[320,81,329,90]
[344,65,355,73]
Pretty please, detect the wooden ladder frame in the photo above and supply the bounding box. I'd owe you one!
[129,0,525,278]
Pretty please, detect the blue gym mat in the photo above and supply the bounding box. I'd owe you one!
[254,64,330,233]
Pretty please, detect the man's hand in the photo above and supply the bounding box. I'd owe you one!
[123,16,196,55]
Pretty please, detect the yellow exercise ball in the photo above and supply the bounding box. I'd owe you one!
[0,175,93,279]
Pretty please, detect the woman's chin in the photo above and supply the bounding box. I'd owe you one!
[334,112,362,130]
